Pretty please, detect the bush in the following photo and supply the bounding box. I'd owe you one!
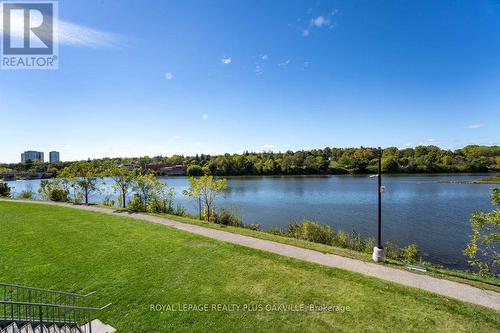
[49,188,69,202]
[187,165,204,176]
[286,220,334,245]
[383,242,401,260]
[215,208,243,227]
[245,223,261,231]
[147,197,167,214]
[363,237,375,254]
[349,230,365,252]
[335,230,349,248]
[39,179,69,202]
[267,227,285,236]
[102,195,116,207]
[173,204,186,216]
[19,189,35,200]
[464,188,499,274]
[400,244,420,263]
[0,182,11,197]
[128,195,145,212]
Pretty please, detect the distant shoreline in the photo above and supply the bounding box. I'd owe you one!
[4,172,497,182]
[444,175,500,185]
[445,180,500,185]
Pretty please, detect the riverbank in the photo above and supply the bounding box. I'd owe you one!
[2,198,499,293]
[2,201,499,331]
[3,174,497,271]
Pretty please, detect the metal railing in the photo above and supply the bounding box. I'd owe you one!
[0,301,111,332]
[0,283,95,308]
[0,283,110,333]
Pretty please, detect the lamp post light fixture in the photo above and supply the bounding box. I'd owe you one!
[372,147,385,263]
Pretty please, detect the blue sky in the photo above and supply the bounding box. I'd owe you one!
[1,0,499,163]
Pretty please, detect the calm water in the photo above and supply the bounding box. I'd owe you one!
[6,174,496,270]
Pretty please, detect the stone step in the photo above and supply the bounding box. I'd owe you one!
[79,319,116,333]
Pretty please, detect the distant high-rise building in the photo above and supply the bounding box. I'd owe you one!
[21,151,44,163]
[49,151,60,163]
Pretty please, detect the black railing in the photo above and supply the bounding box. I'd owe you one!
[0,282,95,308]
[0,283,110,333]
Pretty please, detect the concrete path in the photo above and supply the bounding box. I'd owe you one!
[2,199,500,311]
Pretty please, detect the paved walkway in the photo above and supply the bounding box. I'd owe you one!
[3,199,500,311]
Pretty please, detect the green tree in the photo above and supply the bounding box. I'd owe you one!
[148,185,176,213]
[0,181,11,197]
[106,164,139,208]
[188,175,227,222]
[59,161,102,204]
[132,173,164,210]
[182,177,203,220]
[187,164,204,176]
[463,188,500,274]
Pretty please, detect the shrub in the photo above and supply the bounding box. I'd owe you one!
[363,237,375,254]
[49,188,69,202]
[215,208,243,227]
[187,165,204,176]
[0,182,11,197]
[19,189,35,200]
[145,185,177,214]
[335,230,349,248]
[400,244,420,263]
[173,204,186,216]
[464,188,499,274]
[147,197,167,214]
[286,220,334,245]
[267,227,285,236]
[102,195,116,207]
[349,230,365,252]
[39,179,69,202]
[245,224,261,231]
[128,195,145,212]
[383,242,401,260]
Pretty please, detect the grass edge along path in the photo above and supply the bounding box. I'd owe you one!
[2,199,499,311]
[156,213,500,293]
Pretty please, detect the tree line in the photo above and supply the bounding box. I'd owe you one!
[1,145,498,177]
[34,161,227,221]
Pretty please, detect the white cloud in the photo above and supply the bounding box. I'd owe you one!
[260,54,269,60]
[57,20,122,48]
[255,65,263,76]
[165,72,174,80]
[278,59,291,67]
[417,138,439,146]
[262,144,275,150]
[467,124,484,129]
[0,12,122,48]
[221,57,232,65]
[172,135,182,140]
[202,113,209,120]
[311,16,331,28]
[302,10,339,37]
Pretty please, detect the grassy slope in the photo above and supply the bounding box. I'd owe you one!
[0,202,498,333]
[154,213,500,292]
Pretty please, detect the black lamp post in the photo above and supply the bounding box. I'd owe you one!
[372,147,385,262]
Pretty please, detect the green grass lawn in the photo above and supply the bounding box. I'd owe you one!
[153,212,500,292]
[0,202,499,332]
